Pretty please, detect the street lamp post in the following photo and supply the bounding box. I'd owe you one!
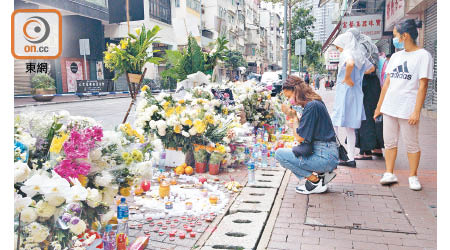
[282,0,288,83]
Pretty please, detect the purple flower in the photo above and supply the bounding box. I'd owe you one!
[61,213,72,223]
[70,217,80,225]
[69,203,81,214]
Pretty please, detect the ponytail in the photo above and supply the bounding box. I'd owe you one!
[395,19,422,42]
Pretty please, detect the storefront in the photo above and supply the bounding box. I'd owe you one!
[423,2,437,110]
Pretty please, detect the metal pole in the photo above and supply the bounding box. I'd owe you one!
[126,0,130,34]
[301,55,304,74]
[282,0,288,82]
[298,55,301,76]
[83,54,88,80]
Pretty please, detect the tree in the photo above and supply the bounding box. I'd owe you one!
[224,50,246,72]
[263,0,303,73]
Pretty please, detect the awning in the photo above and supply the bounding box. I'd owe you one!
[321,20,342,53]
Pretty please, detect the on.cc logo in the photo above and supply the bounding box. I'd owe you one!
[23,16,50,44]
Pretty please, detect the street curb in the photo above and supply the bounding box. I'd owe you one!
[14,95,131,108]
[256,170,291,250]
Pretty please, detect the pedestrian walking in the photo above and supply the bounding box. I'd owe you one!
[374,19,433,191]
[331,32,375,168]
[347,28,384,160]
[275,76,339,194]
[304,71,310,85]
[315,74,321,90]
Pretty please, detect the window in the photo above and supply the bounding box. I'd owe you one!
[175,0,180,7]
[187,0,201,12]
[252,48,256,56]
[149,0,171,24]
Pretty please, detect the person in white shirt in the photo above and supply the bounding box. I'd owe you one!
[374,19,433,191]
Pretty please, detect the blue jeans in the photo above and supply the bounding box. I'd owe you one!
[275,141,339,180]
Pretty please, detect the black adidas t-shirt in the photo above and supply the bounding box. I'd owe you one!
[296,100,336,143]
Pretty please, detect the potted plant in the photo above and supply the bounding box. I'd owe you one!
[103,25,163,83]
[31,73,56,102]
[194,145,209,173]
[208,144,226,175]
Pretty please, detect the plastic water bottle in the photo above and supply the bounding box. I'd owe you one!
[244,146,251,163]
[261,145,268,168]
[264,131,269,142]
[252,144,261,167]
[102,224,116,250]
[247,162,256,184]
[117,198,129,236]
[270,149,277,168]
[159,149,166,173]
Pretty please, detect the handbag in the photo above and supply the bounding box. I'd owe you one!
[336,136,349,162]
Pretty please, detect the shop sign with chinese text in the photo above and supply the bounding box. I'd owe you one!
[385,0,405,31]
[341,14,383,40]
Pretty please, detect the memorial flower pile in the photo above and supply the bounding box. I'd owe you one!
[14,110,159,249]
[135,88,232,152]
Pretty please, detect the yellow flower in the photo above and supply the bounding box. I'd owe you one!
[184,119,193,126]
[49,132,68,154]
[78,175,88,187]
[120,40,128,49]
[204,115,214,125]
[215,144,226,154]
[193,119,206,134]
[163,101,170,110]
[166,107,175,117]
[135,28,141,35]
[104,53,112,61]
[175,106,183,115]
[178,99,185,104]
[122,152,130,159]
[174,124,182,134]
[132,149,143,162]
[222,108,229,115]
[141,85,149,92]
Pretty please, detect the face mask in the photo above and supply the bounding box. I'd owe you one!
[393,37,404,49]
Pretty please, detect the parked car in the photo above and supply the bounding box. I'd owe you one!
[261,71,282,96]
[247,72,262,82]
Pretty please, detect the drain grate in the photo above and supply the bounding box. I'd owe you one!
[304,192,416,234]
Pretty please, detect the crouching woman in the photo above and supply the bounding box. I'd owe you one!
[275,75,339,194]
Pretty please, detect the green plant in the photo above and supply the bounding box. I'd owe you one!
[104,25,163,80]
[31,73,55,90]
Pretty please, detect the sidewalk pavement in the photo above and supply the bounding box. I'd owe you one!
[14,93,131,108]
[265,88,437,250]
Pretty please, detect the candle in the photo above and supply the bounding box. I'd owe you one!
[149,222,155,227]
[146,217,153,222]
[157,222,163,226]
[162,226,168,230]
[189,222,196,228]
[169,231,176,237]
[185,202,193,210]
[159,231,165,236]
[170,224,176,228]
[181,216,187,220]
[173,219,179,223]
[153,227,159,232]
[137,224,143,229]
[179,233,185,239]
[169,237,175,241]
[186,227,192,233]
[183,224,188,229]
[196,221,202,226]
[190,232,196,238]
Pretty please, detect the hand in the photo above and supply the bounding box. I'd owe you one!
[344,77,354,87]
[408,111,420,125]
[294,133,304,143]
[281,104,290,114]
[373,109,381,120]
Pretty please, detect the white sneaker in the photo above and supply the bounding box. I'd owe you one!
[295,178,327,195]
[408,176,422,191]
[380,172,398,185]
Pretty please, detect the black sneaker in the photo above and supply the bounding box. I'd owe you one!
[295,178,328,194]
[318,171,337,185]
[338,160,356,168]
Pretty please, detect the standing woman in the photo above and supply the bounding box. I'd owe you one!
[347,28,384,160]
[374,19,433,191]
[331,32,375,167]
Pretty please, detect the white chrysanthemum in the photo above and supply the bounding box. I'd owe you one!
[45,194,65,207]
[14,161,30,183]
[27,222,49,243]
[94,171,113,187]
[65,178,88,203]
[21,174,50,197]
[69,220,86,235]
[89,148,102,161]
[189,127,197,136]
[149,120,157,129]
[21,207,37,223]
[35,200,56,218]
[86,188,102,208]
[15,195,32,213]
[181,131,190,137]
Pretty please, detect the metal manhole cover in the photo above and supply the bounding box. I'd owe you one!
[304,192,416,234]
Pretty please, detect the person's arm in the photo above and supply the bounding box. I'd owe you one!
[344,60,355,87]
[374,74,390,119]
[294,132,305,143]
[408,78,429,125]
[364,65,376,75]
